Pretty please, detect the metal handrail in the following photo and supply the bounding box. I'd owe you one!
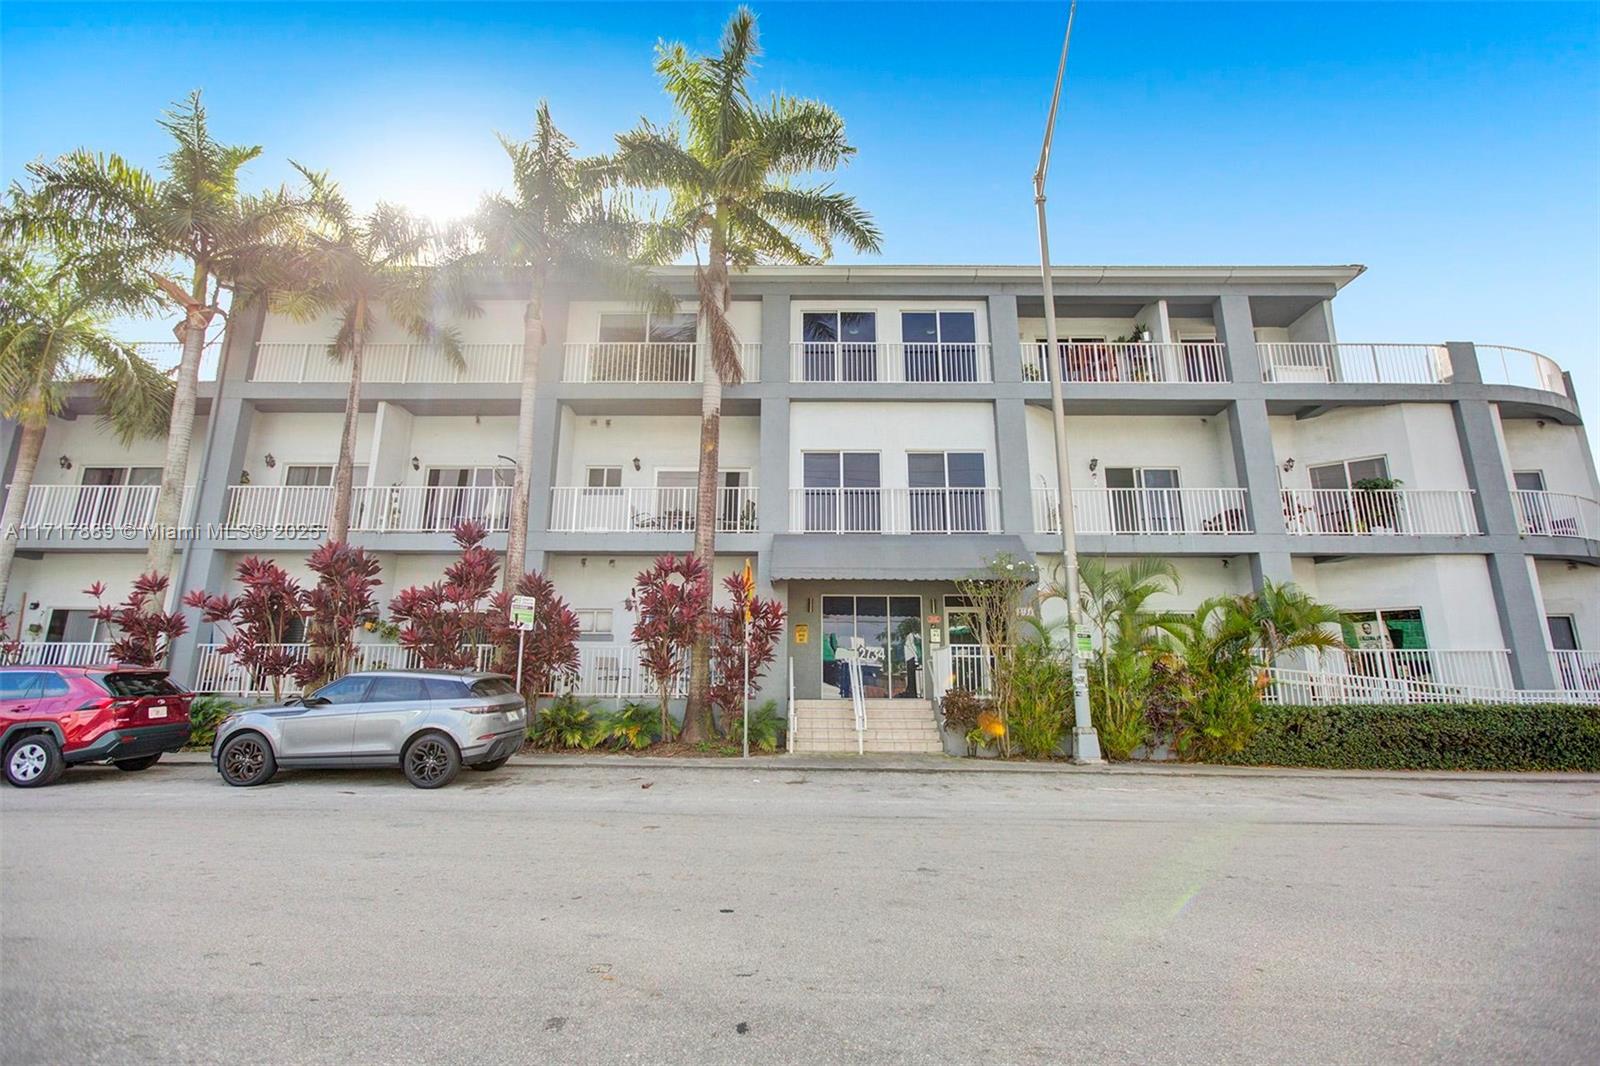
[848,656,866,755]
[787,656,796,754]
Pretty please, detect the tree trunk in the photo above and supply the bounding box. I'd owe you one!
[504,287,543,590]
[0,417,47,611]
[328,302,368,544]
[680,267,731,742]
[144,308,210,580]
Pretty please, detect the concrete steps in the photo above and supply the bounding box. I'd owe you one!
[791,699,944,754]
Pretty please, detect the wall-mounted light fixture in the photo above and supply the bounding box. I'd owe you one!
[263,453,276,469]
[1281,458,1296,472]
[1087,458,1098,473]
[57,455,72,470]
[240,470,252,485]
[632,457,642,472]
[580,557,588,567]
[411,456,420,471]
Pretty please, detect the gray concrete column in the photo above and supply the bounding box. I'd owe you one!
[1486,553,1558,689]
[987,292,1024,384]
[1214,292,1261,384]
[759,291,789,384]
[525,391,562,539]
[758,397,790,536]
[1249,550,1296,589]
[993,397,1034,533]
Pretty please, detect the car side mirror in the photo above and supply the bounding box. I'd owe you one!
[303,696,331,707]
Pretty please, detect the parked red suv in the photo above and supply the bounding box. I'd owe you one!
[1,666,193,788]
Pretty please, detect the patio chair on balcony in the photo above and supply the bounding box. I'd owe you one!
[1202,507,1249,534]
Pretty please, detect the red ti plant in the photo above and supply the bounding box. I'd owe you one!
[487,569,581,704]
[389,521,500,670]
[294,541,383,689]
[0,613,22,665]
[625,553,709,741]
[708,571,787,737]
[86,573,189,668]
[184,557,308,701]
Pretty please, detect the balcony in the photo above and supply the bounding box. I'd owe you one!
[1552,650,1600,695]
[1263,647,1532,704]
[1257,342,1450,384]
[561,342,760,384]
[1281,489,1479,536]
[1475,345,1569,396]
[251,343,521,384]
[6,484,196,535]
[1022,341,1228,384]
[1032,488,1251,535]
[788,342,993,384]
[1513,491,1598,539]
[8,642,116,666]
[788,488,1001,534]
[548,486,759,533]
[222,484,513,534]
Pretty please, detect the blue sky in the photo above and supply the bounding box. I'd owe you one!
[3,1,1596,422]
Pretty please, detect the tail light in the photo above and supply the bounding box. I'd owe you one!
[76,698,139,723]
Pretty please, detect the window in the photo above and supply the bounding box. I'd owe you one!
[652,469,751,530]
[424,467,512,530]
[97,672,179,698]
[365,676,429,703]
[310,676,371,705]
[801,311,877,381]
[1340,608,1430,679]
[595,312,699,381]
[1178,334,1221,382]
[907,452,987,532]
[45,609,97,644]
[1308,457,1394,533]
[424,678,472,700]
[1513,471,1547,492]
[76,466,161,527]
[1104,467,1181,533]
[901,311,978,381]
[0,671,68,700]
[285,465,334,487]
[471,677,518,697]
[586,467,623,489]
[575,608,614,637]
[598,311,697,344]
[802,452,880,532]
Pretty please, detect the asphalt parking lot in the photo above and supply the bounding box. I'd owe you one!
[3,759,1597,1064]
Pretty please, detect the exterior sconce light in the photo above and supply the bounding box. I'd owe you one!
[57,455,72,470]
[1281,458,1295,472]
[632,457,642,472]
[240,471,252,485]
[580,557,588,567]
[411,456,420,471]
[264,453,277,469]
[1087,458,1098,473]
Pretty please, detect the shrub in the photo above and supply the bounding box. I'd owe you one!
[186,696,241,749]
[601,701,669,750]
[1002,642,1072,758]
[1221,703,1600,771]
[530,695,605,750]
[86,574,188,667]
[940,688,987,734]
[737,699,784,753]
[709,573,786,737]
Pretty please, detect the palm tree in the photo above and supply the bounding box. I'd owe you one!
[276,166,473,543]
[467,102,662,588]
[1236,577,1344,667]
[614,6,882,739]
[0,224,174,609]
[11,91,301,580]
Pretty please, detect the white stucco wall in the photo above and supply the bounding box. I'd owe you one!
[787,402,997,489]
[1296,555,1504,650]
[240,412,374,486]
[563,299,762,346]
[1534,560,1600,650]
[1023,409,1238,490]
[553,415,760,488]
[545,552,751,640]
[257,299,529,347]
[1271,404,1469,490]
[1497,415,1599,496]
[24,414,208,488]
[7,554,153,638]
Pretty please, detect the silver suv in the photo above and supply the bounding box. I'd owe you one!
[212,671,526,789]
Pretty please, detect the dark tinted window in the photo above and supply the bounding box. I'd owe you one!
[98,672,180,698]
[311,676,370,705]
[424,678,472,700]
[471,677,517,697]
[0,671,68,699]
[365,676,428,703]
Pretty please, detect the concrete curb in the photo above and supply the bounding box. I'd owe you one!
[165,750,1600,783]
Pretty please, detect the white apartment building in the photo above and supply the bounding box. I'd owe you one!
[4,264,1598,732]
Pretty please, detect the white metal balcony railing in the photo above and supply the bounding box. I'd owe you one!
[250,343,522,384]
[1273,647,1515,692]
[222,484,514,533]
[1256,342,1451,385]
[1031,487,1252,535]
[193,641,680,699]
[788,488,1001,534]
[130,340,224,382]
[1513,491,1599,539]
[561,342,761,384]
[1022,341,1229,384]
[1281,489,1479,536]
[1475,345,1569,397]
[6,642,116,667]
[7,484,197,534]
[548,486,759,533]
[1551,650,1600,695]
[789,342,994,384]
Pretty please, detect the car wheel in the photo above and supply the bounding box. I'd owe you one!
[114,754,162,772]
[218,733,276,787]
[403,732,461,789]
[5,734,65,788]
[468,756,510,772]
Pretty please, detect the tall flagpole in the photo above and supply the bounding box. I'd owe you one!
[1034,0,1102,763]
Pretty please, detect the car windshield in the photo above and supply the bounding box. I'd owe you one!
[98,672,180,697]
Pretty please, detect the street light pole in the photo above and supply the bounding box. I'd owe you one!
[1033,0,1101,763]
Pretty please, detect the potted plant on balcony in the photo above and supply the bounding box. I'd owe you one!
[1353,476,1404,533]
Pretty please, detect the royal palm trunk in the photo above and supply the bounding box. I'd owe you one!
[144,307,210,579]
[0,415,46,610]
[327,301,368,544]
[504,290,543,589]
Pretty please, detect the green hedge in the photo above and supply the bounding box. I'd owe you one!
[1219,703,1600,771]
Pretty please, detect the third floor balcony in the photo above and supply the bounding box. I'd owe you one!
[251,342,522,384]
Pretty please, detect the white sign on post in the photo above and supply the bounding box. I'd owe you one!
[510,595,538,632]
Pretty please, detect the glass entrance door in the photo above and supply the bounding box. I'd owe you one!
[820,595,922,699]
